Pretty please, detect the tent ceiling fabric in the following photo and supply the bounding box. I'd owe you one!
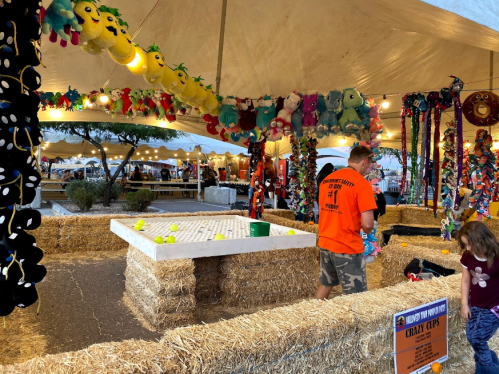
[39,0,499,155]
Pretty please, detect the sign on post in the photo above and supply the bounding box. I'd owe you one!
[393,298,448,374]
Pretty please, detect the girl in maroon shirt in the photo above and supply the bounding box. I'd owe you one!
[458,221,499,374]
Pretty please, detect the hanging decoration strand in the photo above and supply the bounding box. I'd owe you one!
[424,103,433,210]
[454,96,464,210]
[409,107,420,203]
[433,107,441,217]
[400,101,407,200]
[417,110,427,207]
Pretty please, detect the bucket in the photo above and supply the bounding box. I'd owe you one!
[250,222,270,237]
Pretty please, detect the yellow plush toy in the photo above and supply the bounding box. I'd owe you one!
[204,84,219,111]
[81,40,103,55]
[160,67,179,94]
[91,6,120,49]
[169,63,188,95]
[189,76,207,107]
[108,44,136,65]
[108,19,133,60]
[176,65,196,103]
[126,46,148,75]
[143,44,165,79]
[74,0,102,43]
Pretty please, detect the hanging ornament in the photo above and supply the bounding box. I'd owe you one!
[288,135,302,217]
[398,96,408,206]
[462,91,499,127]
[450,76,464,210]
[423,96,435,210]
[468,129,496,221]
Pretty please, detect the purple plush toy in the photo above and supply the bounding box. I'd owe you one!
[302,93,319,135]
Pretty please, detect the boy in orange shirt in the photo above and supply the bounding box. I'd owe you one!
[316,146,377,299]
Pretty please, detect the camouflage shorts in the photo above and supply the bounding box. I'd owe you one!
[319,248,367,294]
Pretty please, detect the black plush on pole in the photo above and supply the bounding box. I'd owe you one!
[0,1,46,318]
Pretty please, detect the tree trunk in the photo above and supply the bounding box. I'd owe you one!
[47,160,53,179]
[103,181,112,207]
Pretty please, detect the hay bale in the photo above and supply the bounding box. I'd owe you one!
[381,243,463,287]
[264,209,295,220]
[378,206,403,226]
[483,217,499,236]
[389,235,460,254]
[223,246,318,268]
[125,257,196,296]
[400,206,444,225]
[194,272,220,301]
[127,245,194,280]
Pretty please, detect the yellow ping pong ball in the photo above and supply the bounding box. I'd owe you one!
[134,223,142,231]
[154,236,164,244]
[215,234,225,240]
[166,236,176,244]
[170,224,179,232]
[137,219,145,226]
[288,230,296,235]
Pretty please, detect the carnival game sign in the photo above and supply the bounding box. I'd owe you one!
[393,298,448,374]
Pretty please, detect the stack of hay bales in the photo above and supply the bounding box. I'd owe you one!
[388,234,460,253]
[59,215,130,253]
[125,246,196,330]
[219,246,318,308]
[5,275,499,373]
[29,216,61,254]
[193,257,221,303]
[381,243,463,287]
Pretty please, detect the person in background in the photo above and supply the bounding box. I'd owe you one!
[182,168,191,182]
[220,167,227,182]
[120,174,128,195]
[73,171,79,180]
[178,169,183,179]
[458,222,499,373]
[147,170,155,181]
[218,168,223,180]
[316,163,335,206]
[453,188,476,232]
[61,169,73,192]
[77,170,84,180]
[131,166,143,181]
[202,165,217,187]
[316,146,377,299]
[161,166,171,181]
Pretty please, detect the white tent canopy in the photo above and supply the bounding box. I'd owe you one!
[38,0,499,155]
[41,131,248,160]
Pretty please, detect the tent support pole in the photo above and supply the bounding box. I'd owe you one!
[215,0,228,95]
[197,146,201,201]
[274,144,279,209]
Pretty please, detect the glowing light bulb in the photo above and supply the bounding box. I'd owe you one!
[99,95,109,104]
[146,151,149,154]
[154,150,158,153]
[92,150,95,154]
[104,147,108,151]
[439,142,444,147]
[159,121,168,128]
[382,101,389,109]
[339,138,347,145]
[174,153,177,157]
[126,50,142,68]
[494,142,499,149]
[50,109,62,119]
[187,153,189,156]
[141,157,144,160]
[465,142,471,148]
[376,134,382,140]
[149,157,152,160]
[137,152,140,155]
[84,99,90,107]
[155,156,158,158]
[387,132,393,139]
[77,154,82,158]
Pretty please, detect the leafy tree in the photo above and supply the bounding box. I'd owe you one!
[41,122,183,206]
[378,147,412,166]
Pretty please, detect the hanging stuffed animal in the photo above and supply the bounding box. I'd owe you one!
[301,93,320,137]
[143,44,165,84]
[317,90,342,136]
[219,96,239,130]
[175,64,197,103]
[109,88,124,115]
[41,0,82,44]
[73,0,103,43]
[82,5,120,54]
[338,88,363,133]
[238,98,257,131]
[108,18,134,62]
[160,67,179,94]
[188,76,207,107]
[291,100,304,138]
[268,92,301,141]
[255,95,275,132]
[169,63,189,96]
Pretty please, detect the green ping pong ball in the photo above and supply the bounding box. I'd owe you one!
[134,224,142,231]
[170,224,179,232]
[166,236,176,244]
[215,234,225,240]
[154,236,164,244]
[288,230,296,235]
[137,219,145,226]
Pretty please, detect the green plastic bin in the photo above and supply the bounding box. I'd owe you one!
[250,222,271,237]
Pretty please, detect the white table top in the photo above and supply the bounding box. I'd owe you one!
[110,215,316,261]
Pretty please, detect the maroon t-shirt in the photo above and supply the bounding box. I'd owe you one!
[461,253,499,309]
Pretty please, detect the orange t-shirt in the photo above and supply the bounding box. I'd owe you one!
[318,168,377,254]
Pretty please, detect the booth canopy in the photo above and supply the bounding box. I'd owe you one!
[41,132,248,161]
[39,0,499,154]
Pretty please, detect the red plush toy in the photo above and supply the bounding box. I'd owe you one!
[239,98,257,131]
